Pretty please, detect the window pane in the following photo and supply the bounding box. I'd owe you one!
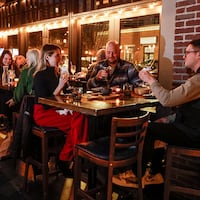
[81,21,109,71]
[120,14,160,76]
[8,35,19,57]
[49,27,69,65]
[28,31,42,49]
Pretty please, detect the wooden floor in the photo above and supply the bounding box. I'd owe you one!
[0,157,164,200]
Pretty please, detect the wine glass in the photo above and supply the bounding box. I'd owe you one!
[71,64,76,79]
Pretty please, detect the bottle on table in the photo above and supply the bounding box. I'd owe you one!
[1,66,9,86]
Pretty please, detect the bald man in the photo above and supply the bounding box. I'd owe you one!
[87,40,141,89]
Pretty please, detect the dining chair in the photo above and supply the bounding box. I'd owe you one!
[73,111,150,200]
[163,145,200,200]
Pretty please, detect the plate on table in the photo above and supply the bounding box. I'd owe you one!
[91,87,104,93]
[83,93,120,101]
[142,94,156,99]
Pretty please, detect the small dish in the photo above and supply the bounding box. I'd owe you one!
[134,87,150,95]
[142,94,156,99]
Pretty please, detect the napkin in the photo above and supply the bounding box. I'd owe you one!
[56,109,73,115]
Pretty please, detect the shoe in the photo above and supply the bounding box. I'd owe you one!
[58,160,73,178]
[112,170,143,188]
[142,168,164,186]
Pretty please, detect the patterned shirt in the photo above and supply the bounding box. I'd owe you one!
[87,59,141,89]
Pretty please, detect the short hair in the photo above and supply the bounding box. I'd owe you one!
[96,49,106,62]
[189,39,200,49]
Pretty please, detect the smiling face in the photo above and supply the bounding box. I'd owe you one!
[105,41,120,66]
[15,55,26,68]
[2,53,12,66]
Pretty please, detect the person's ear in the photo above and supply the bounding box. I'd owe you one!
[45,54,50,61]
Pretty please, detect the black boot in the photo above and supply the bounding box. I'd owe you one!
[58,160,73,178]
[151,147,165,175]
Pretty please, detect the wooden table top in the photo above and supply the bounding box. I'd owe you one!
[38,93,158,116]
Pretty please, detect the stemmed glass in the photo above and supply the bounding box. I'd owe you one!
[70,64,76,80]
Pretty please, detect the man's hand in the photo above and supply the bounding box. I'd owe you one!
[139,69,156,85]
[96,69,108,80]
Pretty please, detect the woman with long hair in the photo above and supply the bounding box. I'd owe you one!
[7,48,40,108]
[0,49,14,130]
[33,44,88,177]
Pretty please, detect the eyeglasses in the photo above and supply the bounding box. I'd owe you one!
[184,50,199,56]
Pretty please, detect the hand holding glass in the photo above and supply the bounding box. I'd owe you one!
[102,66,111,80]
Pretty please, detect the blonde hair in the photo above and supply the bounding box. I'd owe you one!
[26,48,40,76]
[26,49,40,67]
[35,44,61,75]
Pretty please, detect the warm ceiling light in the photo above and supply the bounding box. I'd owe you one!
[70,18,75,24]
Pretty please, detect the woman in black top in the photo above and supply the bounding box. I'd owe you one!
[33,44,88,176]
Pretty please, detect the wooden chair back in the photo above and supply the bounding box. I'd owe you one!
[164,145,200,200]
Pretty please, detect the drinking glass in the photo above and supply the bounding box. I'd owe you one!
[71,65,76,79]
[102,66,112,81]
[8,69,16,86]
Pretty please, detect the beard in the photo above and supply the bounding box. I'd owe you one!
[108,59,118,65]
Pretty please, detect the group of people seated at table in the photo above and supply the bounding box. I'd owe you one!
[0,39,200,189]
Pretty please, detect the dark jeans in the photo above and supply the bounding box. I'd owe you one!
[143,122,200,174]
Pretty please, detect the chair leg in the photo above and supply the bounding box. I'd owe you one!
[137,162,143,200]
[41,135,49,200]
[74,148,81,200]
[23,160,30,192]
[107,166,113,200]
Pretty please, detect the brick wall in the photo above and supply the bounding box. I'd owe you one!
[173,0,200,85]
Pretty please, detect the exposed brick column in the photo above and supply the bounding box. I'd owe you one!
[174,0,200,86]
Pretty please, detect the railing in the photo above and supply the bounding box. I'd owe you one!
[0,0,142,29]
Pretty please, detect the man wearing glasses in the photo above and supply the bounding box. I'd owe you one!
[113,38,200,188]
[138,38,200,184]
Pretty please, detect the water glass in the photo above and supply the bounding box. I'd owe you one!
[72,87,83,102]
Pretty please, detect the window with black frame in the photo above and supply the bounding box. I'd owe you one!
[120,14,160,77]
[28,31,42,50]
[49,27,69,65]
[80,21,109,72]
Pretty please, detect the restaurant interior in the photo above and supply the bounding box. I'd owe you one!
[0,0,161,78]
[0,0,200,200]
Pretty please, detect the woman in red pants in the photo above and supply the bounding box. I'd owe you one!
[33,44,88,177]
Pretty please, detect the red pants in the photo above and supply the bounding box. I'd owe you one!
[33,104,88,161]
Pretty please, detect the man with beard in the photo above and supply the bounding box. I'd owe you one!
[86,40,143,195]
[87,40,141,90]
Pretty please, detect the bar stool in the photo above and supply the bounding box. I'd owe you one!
[23,125,65,200]
[15,95,65,200]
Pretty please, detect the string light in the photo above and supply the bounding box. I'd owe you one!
[0,1,161,35]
